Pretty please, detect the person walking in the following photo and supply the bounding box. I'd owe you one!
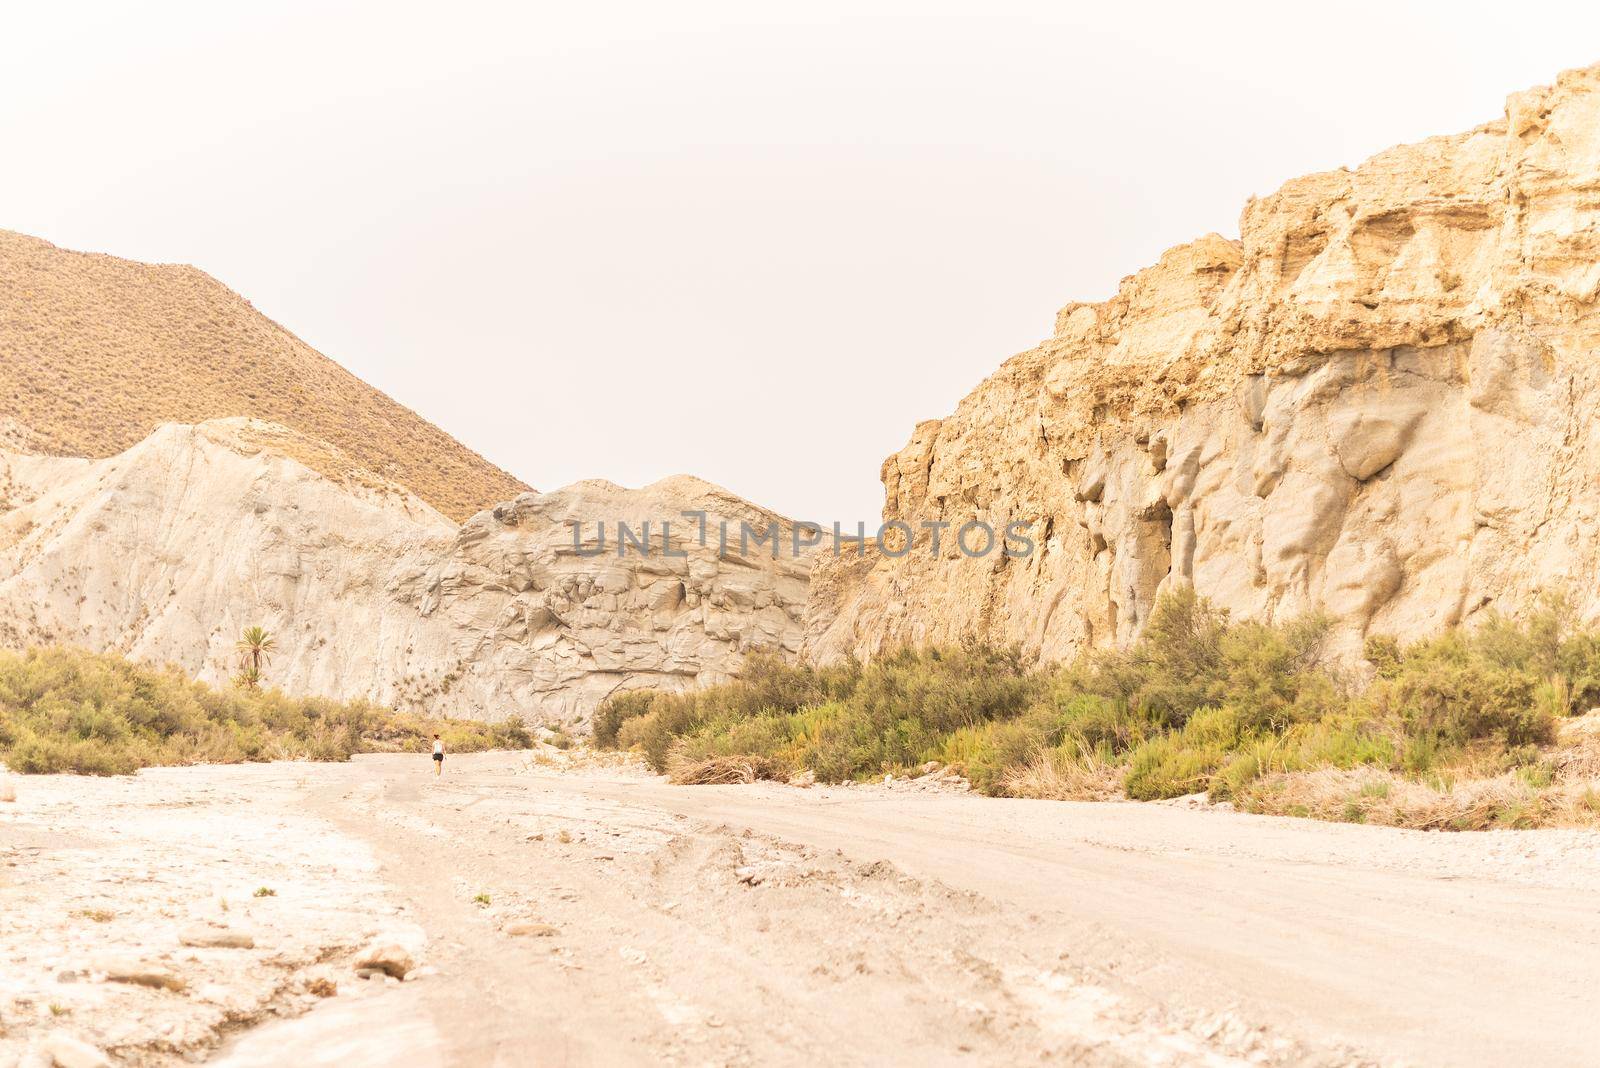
[432,734,444,777]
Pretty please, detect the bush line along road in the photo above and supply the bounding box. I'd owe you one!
[603,590,1600,831]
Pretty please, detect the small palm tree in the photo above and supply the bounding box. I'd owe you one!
[232,665,263,691]
[235,626,277,689]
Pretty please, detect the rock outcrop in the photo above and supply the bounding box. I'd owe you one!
[0,418,809,720]
[805,63,1600,665]
[424,473,811,715]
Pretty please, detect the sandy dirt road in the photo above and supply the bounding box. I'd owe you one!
[7,752,1600,1067]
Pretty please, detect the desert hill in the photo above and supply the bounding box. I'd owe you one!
[0,418,809,718]
[0,230,526,522]
[0,231,813,719]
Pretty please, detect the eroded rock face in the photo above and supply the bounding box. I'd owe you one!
[0,418,809,721]
[416,475,811,717]
[804,63,1600,665]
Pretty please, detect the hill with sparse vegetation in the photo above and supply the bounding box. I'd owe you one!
[0,229,526,521]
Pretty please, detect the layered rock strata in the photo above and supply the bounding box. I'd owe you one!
[805,63,1600,664]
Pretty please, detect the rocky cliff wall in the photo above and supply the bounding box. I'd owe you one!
[804,63,1600,664]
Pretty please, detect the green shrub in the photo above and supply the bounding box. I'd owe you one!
[957,718,1043,795]
[619,691,704,771]
[4,732,144,775]
[0,645,531,775]
[491,716,534,750]
[600,589,1600,831]
[1367,630,1557,746]
[1060,589,1335,732]
[1124,735,1227,801]
[593,691,657,748]
[786,700,867,782]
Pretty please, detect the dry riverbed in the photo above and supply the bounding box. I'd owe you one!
[4,751,1600,1066]
[0,763,422,1067]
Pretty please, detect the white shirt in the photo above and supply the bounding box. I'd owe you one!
[433,740,443,755]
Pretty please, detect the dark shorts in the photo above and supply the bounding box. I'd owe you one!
[432,752,443,762]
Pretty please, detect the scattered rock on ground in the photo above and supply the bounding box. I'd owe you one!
[354,942,413,979]
[90,957,186,992]
[1560,710,1600,738]
[179,924,256,949]
[504,922,558,938]
[41,1032,111,1068]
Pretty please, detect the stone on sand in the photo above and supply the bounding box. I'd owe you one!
[90,957,186,992]
[354,942,414,979]
[179,924,256,949]
[41,1033,112,1068]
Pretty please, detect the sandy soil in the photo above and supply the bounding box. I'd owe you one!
[5,752,1600,1067]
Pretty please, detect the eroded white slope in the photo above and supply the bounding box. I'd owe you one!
[0,419,809,720]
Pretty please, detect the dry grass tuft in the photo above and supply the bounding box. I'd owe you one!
[1235,766,1600,830]
[668,754,788,786]
[0,230,527,521]
[1001,748,1122,801]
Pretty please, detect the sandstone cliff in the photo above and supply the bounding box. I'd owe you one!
[804,63,1600,664]
[0,230,526,521]
[0,419,808,720]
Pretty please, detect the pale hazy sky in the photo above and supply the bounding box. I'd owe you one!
[5,2,1599,521]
